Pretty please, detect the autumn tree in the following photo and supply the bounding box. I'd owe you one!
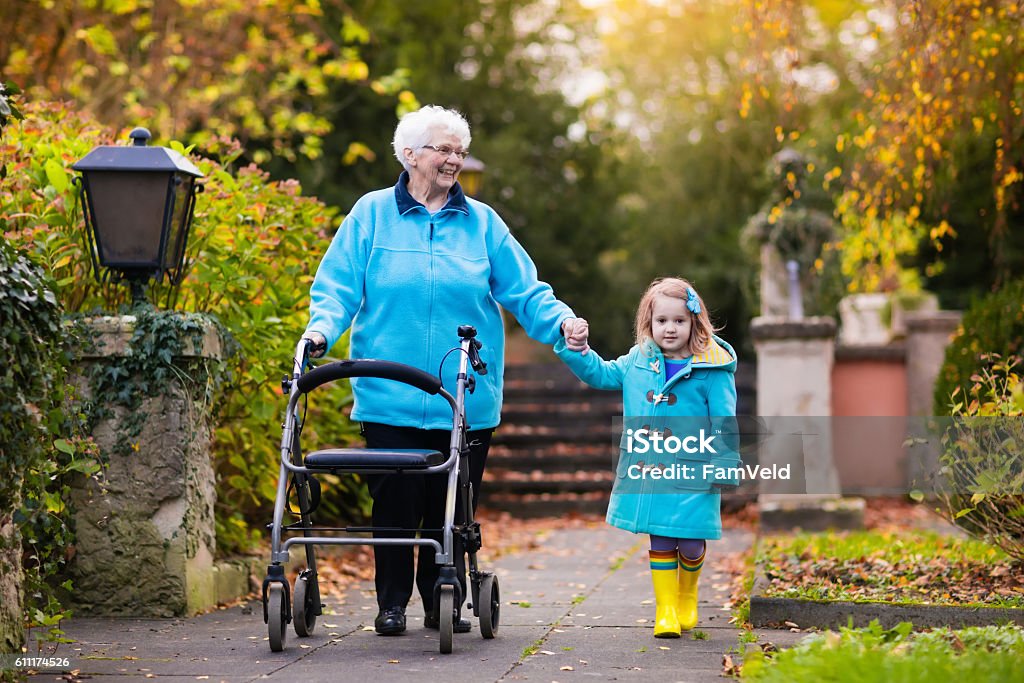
[260,0,629,350]
[0,0,409,162]
[576,0,837,352]
[741,0,1024,298]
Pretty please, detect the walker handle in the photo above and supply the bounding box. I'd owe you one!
[295,359,443,395]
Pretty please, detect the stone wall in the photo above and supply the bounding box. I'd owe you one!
[0,503,23,653]
[69,316,221,617]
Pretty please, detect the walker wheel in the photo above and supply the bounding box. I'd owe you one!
[439,584,455,654]
[268,584,287,652]
[293,571,317,637]
[479,573,500,639]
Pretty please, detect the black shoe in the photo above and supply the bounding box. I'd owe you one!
[424,612,472,633]
[374,606,406,635]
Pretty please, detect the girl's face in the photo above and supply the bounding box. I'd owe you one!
[651,294,693,359]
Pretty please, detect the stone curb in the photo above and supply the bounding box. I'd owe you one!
[749,570,1024,630]
[750,595,1024,630]
[213,556,261,606]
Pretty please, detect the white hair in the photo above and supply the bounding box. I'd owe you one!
[392,105,472,171]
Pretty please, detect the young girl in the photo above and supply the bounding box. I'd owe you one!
[554,277,740,638]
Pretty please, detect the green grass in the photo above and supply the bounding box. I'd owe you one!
[742,622,1024,682]
[756,529,1023,608]
[738,630,758,644]
[732,536,759,626]
[758,529,1006,564]
[692,629,709,640]
[521,636,545,659]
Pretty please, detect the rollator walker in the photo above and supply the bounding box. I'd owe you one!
[262,325,500,654]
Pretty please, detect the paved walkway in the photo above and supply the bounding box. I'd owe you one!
[28,526,805,682]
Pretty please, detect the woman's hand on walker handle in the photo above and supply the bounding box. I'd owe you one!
[303,332,327,358]
[561,317,590,355]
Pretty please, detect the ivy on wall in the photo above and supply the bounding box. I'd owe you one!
[2,101,365,557]
[0,240,101,650]
[69,306,239,458]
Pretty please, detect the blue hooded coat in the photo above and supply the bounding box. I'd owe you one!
[305,174,574,430]
[554,336,741,539]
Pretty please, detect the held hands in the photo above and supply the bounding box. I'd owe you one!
[561,317,590,355]
[303,332,327,358]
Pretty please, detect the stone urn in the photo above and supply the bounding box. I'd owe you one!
[838,293,891,346]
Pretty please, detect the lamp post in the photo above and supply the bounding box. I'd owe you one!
[459,154,486,198]
[73,127,204,303]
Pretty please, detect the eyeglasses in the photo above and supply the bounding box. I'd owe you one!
[420,144,469,160]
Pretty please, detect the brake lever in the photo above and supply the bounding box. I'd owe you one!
[306,337,327,357]
[468,339,488,375]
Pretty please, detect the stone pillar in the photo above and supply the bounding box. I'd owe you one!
[70,315,222,617]
[903,311,962,493]
[750,317,864,530]
[760,245,790,318]
[1,501,23,654]
[905,311,962,416]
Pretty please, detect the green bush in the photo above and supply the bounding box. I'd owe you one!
[930,283,1024,561]
[933,279,1024,415]
[0,240,100,649]
[933,356,1024,560]
[1,101,366,556]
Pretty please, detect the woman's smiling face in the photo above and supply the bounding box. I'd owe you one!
[412,131,465,195]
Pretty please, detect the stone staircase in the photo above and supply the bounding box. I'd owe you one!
[481,361,757,518]
[481,362,621,517]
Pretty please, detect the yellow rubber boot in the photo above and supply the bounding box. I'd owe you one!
[677,548,705,631]
[649,550,681,638]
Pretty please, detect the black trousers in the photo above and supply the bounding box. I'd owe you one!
[361,422,492,612]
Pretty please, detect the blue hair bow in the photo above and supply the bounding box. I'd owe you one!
[686,288,701,315]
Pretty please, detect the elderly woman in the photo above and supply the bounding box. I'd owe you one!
[303,105,588,636]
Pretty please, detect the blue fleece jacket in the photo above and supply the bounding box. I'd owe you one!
[305,173,574,430]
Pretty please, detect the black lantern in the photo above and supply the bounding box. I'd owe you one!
[73,127,204,302]
[459,155,486,198]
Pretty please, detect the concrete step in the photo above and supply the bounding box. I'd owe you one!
[491,427,616,447]
[482,472,614,495]
[499,401,622,422]
[487,443,612,472]
[479,492,610,518]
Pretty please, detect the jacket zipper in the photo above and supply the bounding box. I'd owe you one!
[423,218,436,424]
